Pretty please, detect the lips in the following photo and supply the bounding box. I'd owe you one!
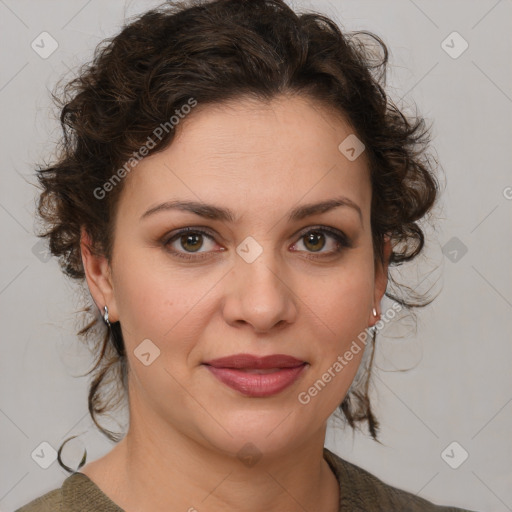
[202,353,308,397]
[203,353,306,369]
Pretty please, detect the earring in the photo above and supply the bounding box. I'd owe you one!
[103,305,110,327]
[103,305,124,356]
[372,307,377,317]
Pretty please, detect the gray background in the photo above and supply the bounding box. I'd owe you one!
[1,1,511,511]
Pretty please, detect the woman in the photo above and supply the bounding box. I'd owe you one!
[16,0,478,510]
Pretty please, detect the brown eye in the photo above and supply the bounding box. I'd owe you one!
[179,232,204,252]
[163,226,351,262]
[164,228,219,260]
[303,231,326,252]
[292,227,351,259]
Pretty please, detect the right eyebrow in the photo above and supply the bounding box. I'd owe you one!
[140,200,237,222]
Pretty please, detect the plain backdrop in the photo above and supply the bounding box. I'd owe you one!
[1,1,511,511]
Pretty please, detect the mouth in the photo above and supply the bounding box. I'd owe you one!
[223,367,295,374]
[203,353,307,369]
[202,353,308,397]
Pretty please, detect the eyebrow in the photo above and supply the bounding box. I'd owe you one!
[140,196,363,225]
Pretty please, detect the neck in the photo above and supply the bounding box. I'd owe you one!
[82,408,340,512]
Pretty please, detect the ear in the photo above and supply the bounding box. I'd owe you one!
[368,234,392,327]
[80,226,118,322]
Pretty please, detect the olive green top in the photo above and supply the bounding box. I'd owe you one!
[15,447,477,511]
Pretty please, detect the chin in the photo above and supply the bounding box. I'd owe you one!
[188,405,313,461]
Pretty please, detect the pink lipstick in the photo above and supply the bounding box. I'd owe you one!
[203,353,308,398]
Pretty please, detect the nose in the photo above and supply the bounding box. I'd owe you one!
[221,246,298,334]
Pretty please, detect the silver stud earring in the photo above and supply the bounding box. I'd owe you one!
[372,307,377,317]
[103,305,110,327]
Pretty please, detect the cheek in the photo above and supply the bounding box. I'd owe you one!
[293,270,375,418]
[111,245,217,350]
[313,260,374,328]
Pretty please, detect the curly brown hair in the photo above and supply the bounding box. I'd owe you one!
[34,0,440,463]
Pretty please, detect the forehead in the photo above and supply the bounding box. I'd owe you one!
[117,94,371,223]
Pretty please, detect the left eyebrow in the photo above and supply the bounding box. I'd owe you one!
[288,196,362,225]
[140,195,363,226]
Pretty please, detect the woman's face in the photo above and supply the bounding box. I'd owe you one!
[84,94,389,458]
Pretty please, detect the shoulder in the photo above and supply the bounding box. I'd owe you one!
[14,488,62,512]
[323,447,478,512]
[14,472,108,512]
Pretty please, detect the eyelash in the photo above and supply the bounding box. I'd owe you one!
[162,226,352,261]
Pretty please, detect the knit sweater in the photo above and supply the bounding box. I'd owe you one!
[15,447,477,511]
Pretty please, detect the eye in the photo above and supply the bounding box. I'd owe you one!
[162,226,351,261]
[163,228,221,260]
[291,227,351,258]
